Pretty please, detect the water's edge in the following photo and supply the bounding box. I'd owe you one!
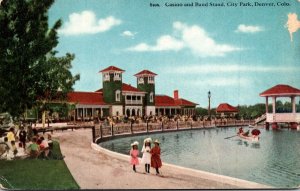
[91,142,272,189]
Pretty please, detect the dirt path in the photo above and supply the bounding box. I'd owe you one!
[52,129,266,189]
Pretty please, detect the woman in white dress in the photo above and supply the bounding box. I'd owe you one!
[141,137,152,173]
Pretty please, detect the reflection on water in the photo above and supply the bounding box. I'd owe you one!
[100,127,300,188]
[251,143,260,149]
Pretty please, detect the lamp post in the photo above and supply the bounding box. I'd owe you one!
[208,91,211,121]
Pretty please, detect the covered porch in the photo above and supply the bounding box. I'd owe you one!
[75,104,109,121]
[155,107,181,116]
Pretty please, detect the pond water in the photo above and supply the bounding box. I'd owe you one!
[100,127,300,188]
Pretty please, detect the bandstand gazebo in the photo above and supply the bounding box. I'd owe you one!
[259,84,300,129]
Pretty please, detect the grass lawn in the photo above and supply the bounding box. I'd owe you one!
[0,141,80,190]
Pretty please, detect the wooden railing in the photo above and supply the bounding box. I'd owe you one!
[94,119,254,143]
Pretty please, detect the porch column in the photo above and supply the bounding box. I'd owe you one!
[92,108,94,117]
[265,97,269,113]
[164,108,166,115]
[292,96,296,114]
[76,108,78,120]
[272,97,276,114]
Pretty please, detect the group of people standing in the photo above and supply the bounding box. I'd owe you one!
[129,138,162,175]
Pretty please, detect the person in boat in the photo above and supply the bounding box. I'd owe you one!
[242,130,250,137]
[238,127,244,134]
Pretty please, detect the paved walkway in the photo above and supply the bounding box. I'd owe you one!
[53,129,267,189]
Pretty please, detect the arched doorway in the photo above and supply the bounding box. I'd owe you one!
[126,109,130,117]
[132,109,136,116]
[137,109,141,116]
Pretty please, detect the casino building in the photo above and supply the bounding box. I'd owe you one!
[67,66,198,120]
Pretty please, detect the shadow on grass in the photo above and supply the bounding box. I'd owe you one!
[0,141,79,190]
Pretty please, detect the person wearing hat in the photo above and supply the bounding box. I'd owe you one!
[150,139,162,175]
[19,126,27,149]
[141,138,152,173]
[129,141,139,172]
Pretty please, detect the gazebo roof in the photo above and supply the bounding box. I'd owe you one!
[260,84,300,97]
[134,70,157,77]
[99,66,125,73]
[216,103,238,113]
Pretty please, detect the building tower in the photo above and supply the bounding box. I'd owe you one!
[99,66,125,116]
[134,70,157,116]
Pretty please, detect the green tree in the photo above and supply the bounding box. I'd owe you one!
[195,107,208,116]
[0,0,79,122]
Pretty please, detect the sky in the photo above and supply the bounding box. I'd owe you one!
[48,0,300,108]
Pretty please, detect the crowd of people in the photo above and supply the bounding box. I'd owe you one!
[101,114,205,127]
[1,126,53,160]
[129,138,162,175]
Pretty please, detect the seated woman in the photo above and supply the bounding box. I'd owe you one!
[47,134,53,149]
[39,136,50,158]
[27,137,39,159]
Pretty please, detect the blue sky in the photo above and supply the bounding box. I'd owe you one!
[48,0,300,108]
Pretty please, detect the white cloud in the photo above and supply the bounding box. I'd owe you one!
[127,35,184,51]
[168,64,300,74]
[121,30,136,38]
[174,22,240,56]
[235,24,264,33]
[59,11,121,35]
[127,21,240,57]
[193,77,249,87]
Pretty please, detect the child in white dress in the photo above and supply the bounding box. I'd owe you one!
[141,138,152,173]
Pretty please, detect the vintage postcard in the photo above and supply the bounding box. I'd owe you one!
[0,0,300,190]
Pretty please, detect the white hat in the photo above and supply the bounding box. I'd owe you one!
[131,141,139,147]
[154,139,160,144]
[144,137,152,143]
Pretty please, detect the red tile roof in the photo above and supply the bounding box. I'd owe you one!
[175,98,198,106]
[99,66,125,73]
[67,92,106,105]
[155,95,198,107]
[155,95,178,107]
[122,83,145,93]
[134,70,157,76]
[260,84,300,97]
[216,103,238,113]
[95,84,145,93]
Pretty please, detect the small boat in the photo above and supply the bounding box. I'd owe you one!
[237,133,259,142]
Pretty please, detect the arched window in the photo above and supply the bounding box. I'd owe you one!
[115,90,121,102]
[149,92,154,103]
